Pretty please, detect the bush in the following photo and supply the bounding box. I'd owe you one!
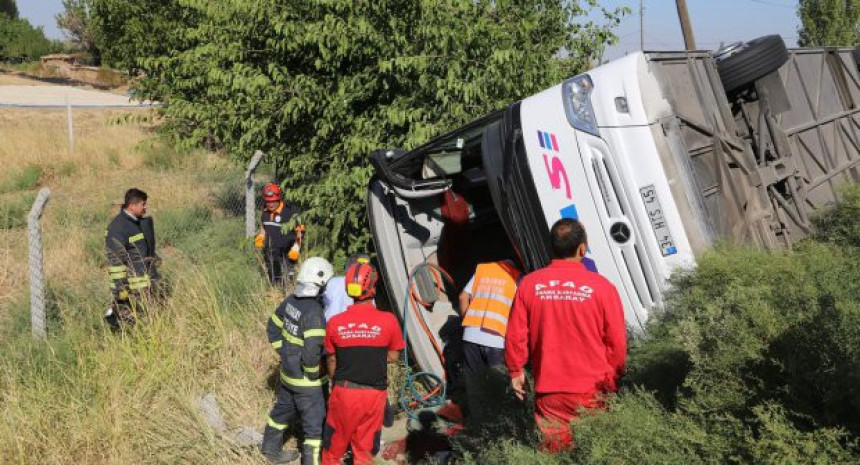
[464,186,860,463]
[812,184,860,248]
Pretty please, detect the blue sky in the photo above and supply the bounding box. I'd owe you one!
[20,0,800,59]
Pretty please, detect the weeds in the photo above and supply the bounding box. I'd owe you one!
[0,164,42,193]
[0,193,35,229]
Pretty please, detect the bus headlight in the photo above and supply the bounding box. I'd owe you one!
[562,74,599,136]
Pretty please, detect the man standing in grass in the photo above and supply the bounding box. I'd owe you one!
[505,218,626,452]
[263,257,333,465]
[255,182,302,287]
[104,188,162,329]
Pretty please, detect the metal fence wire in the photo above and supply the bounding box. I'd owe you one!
[17,154,269,339]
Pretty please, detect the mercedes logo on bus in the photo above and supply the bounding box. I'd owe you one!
[610,221,632,244]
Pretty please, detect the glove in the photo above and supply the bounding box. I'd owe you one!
[254,234,264,249]
[288,243,300,261]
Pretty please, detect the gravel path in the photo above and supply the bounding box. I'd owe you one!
[0,85,155,108]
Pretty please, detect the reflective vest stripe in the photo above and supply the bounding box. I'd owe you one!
[303,329,325,338]
[108,265,126,273]
[271,314,284,329]
[271,340,282,349]
[280,371,327,387]
[129,233,145,243]
[463,309,509,325]
[470,291,513,307]
[263,221,281,227]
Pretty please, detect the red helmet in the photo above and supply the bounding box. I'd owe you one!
[345,262,378,301]
[263,183,282,202]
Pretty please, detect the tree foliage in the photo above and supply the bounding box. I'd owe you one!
[798,0,860,46]
[92,0,626,260]
[0,16,57,59]
[0,0,17,19]
[56,0,101,63]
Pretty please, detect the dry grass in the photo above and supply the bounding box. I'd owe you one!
[0,82,291,463]
[0,73,52,86]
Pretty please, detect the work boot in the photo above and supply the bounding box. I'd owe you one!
[261,427,298,464]
[262,449,299,464]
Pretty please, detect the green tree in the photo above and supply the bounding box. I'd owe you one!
[93,1,626,259]
[798,0,860,46]
[56,0,101,63]
[0,16,57,59]
[90,0,198,71]
[0,0,17,19]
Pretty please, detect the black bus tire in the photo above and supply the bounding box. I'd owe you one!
[716,35,789,94]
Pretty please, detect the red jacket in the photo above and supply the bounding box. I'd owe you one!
[505,260,626,394]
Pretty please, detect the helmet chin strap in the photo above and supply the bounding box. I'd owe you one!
[294,282,321,298]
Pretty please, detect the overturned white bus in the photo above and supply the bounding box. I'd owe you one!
[367,36,860,379]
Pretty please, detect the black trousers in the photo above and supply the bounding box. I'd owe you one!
[264,248,295,286]
[462,340,505,373]
[263,384,327,451]
[462,341,507,421]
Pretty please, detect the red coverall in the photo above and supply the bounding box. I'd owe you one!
[505,259,626,451]
[322,303,405,465]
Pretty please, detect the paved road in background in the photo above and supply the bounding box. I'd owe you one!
[0,85,155,108]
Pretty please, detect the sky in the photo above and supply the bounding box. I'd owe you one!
[19,0,801,59]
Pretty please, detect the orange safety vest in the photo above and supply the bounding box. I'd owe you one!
[462,261,521,337]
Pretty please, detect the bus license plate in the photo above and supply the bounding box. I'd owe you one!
[639,184,677,256]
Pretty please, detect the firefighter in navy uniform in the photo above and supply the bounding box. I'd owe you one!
[256,183,302,286]
[262,257,334,465]
[104,188,162,329]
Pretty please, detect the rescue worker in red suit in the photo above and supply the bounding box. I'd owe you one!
[505,218,626,452]
[322,262,405,465]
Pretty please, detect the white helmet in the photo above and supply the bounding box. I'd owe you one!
[294,256,334,297]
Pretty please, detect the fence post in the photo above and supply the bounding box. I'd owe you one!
[245,150,265,237]
[28,187,51,340]
[66,96,75,156]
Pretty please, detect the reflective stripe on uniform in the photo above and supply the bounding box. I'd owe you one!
[110,271,127,280]
[281,330,304,346]
[464,309,509,325]
[280,371,328,387]
[471,291,513,307]
[109,265,126,273]
[267,416,288,430]
[128,275,151,290]
[270,314,284,329]
[302,364,319,373]
[263,221,281,227]
[304,438,321,465]
[129,233,145,243]
[303,329,325,338]
[271,340,283,349]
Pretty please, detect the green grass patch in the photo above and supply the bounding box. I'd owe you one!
[0,193,35,229]
[139,140,203,171]
[0,164,42,193]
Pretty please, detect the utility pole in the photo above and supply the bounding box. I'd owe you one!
[675,0,696,50]
[639,0,644,50]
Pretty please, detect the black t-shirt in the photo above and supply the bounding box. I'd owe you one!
[325,304,405,388]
